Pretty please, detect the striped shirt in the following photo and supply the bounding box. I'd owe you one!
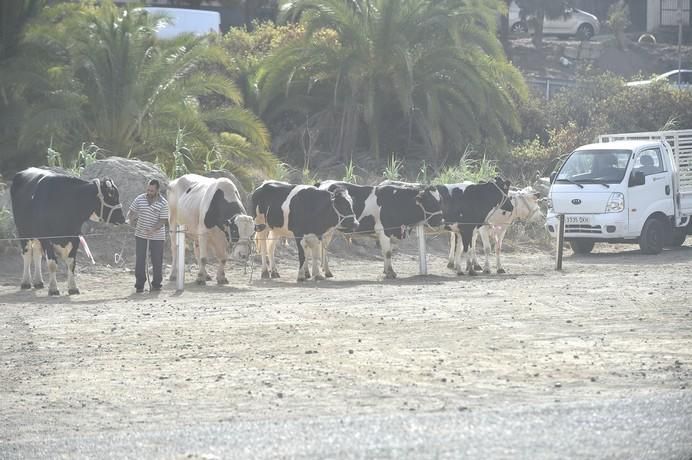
[129,193,169,241]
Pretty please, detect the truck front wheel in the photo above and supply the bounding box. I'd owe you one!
[570,239,595,254]
[639,217,667,254]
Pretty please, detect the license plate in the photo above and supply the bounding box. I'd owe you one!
[565,215,592,225]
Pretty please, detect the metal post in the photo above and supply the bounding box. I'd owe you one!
[546,79,551,100]
[556,214,565,271]
[176,224,185,292]
[417,223,427,275]
[678,0,683,87]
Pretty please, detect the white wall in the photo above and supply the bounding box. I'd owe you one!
[647,0,661,32]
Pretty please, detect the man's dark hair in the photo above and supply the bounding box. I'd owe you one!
[149,179,160,189]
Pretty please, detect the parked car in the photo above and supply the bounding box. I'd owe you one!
[626,69,692,89]
[508,1,600,40]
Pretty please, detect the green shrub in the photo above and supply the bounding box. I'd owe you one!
[434,155,498,184]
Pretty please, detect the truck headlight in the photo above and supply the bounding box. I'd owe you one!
[605,192,624,213]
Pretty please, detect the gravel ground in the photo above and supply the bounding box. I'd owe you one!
[1,236,691,458]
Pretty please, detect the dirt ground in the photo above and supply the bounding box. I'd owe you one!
[1,234,691,447]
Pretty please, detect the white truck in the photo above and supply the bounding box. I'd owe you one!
[546,129,692,254]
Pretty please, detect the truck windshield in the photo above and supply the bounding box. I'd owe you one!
[556,149,632,185]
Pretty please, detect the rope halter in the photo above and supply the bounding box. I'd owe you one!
[93,179,123,223]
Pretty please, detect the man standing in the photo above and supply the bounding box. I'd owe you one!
[127,179,169,293]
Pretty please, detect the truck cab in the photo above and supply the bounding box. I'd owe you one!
[546,130,692,254]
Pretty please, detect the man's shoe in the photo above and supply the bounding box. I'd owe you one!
[151,286,162,292]
[136,288,144,293]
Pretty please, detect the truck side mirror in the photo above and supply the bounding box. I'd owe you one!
[550,171,557,184]
[629,170,645,187]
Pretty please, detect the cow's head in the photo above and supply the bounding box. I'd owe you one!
[494,177,514,214]
[512,187,544,222]
[416,186,444,228]
[225,214,255,261]
[330,187,359,232]
[95,178,125,224]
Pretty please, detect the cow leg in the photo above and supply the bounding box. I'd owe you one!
[476,227,492,274]
[196,235,209,285]
[322,231,334,278]
[295,236,307,282]
[308,236,324,281]
[255,229,269,279]
[65,239,80,295]
[447,232,456,269]
[496,227,508,274]
[169,227,178,281]
[376,227,396,279]
[453,232,464,275]
[213,234,229,285]
[20,239,33,289]
[266,233,280,279]
[464,231,477,276]
[31,240,45,289]
[42,241,60,295]
[303,240,311,279]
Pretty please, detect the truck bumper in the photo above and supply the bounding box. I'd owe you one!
[546,212,630,239]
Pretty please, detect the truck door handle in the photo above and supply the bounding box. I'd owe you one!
[665,185,671,195]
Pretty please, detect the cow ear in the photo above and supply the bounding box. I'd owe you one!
[533,192,541,199]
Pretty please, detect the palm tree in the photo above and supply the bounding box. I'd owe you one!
[0,0,49,172]
[20,1,274,182]
[260,0,526,165]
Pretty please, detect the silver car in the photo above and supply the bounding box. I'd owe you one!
[508,1,600,40]
[626,69,692,89]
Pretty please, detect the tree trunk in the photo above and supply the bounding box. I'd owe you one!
[532,9,545,48]
[500,0,512,59]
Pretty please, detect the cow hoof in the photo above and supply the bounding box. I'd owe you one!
[217,278,229,285]
[468,270,478,277]
[325,271,334,278]
[483,268,491,275]
[196,278,206,285]
[205,274,212,281]
[20,283,32,290]
[68,288,80,295]
[48,289,60,296]
[270,271,280,279]
[385,272,397,280]
[261,270,270,280]
[473,263,483,271]
[446,262,455,269]
[33,282,44,289]
[314,274,325,281]
[304,270,311,279]
[297,277,306,282]
[497,268,506,274]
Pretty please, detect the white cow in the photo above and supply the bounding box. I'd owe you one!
[470,187,544,274]
[168,174,255,285]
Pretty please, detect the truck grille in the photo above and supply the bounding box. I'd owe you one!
[566,224,603,234]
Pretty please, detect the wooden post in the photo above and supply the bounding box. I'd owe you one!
[176,224,185,292]
[417,223,427,275]
[556,214,565,271]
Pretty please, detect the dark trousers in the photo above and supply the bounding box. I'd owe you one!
[135,237,164,290]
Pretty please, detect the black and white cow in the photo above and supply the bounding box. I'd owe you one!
[470,187,543,274]
[438,177,513,275]
[10,167,125,295]
[250,181,358,281]
[317,180,444,279]
[168,174,256,285]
